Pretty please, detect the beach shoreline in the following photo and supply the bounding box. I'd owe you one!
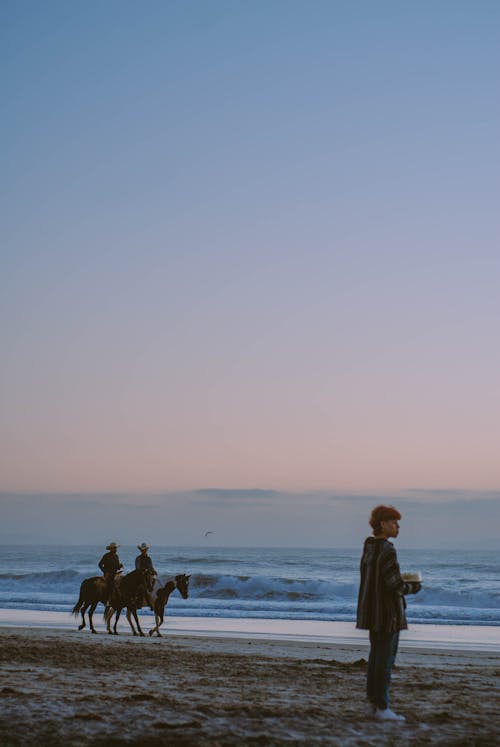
[1,624,499,746]
[1,607,499,651]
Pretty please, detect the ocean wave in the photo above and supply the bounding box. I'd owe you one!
[190,573,358,602]
[1,545,499,627]
[156,555,255,566]
[0,569,498,611]
[0,569,82,588]
[415,587,500,609]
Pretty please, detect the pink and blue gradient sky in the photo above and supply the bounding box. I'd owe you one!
[1,2,499,510]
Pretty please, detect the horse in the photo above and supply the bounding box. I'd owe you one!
[104,568,156,636]
[72,575,115,634]
[148,574,190,637]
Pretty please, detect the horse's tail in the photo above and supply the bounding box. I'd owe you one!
[72,579,88,615]
[72,594,84,616]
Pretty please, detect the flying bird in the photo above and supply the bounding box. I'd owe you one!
[204,530,215,536]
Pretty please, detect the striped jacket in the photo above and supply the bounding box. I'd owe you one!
[356,537,414,633]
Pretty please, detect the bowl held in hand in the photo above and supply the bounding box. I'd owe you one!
[401,571,422,583]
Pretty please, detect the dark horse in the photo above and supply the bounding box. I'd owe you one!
[104,568,156,636]
[72,575,113,634]
[148,574,190,637]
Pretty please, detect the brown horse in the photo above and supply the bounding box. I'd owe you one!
[72,575,113,634]
[148,574,190,637]
[104,568,156,636]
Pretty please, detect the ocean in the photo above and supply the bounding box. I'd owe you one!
[0,545,498,627]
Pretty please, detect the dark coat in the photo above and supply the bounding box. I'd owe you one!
[356,537,412,633]
[98,551,122,576]
[135,554,155,573]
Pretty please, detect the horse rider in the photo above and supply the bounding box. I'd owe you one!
[135,542,157,573]
[98,542,123,598]
[135,542,157,609]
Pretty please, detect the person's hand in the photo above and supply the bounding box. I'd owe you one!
[404,581,421,594]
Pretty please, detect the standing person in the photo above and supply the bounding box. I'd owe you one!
[356,505,421,722]
[98,542,123,599]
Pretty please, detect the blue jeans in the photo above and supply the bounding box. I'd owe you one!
[367,630,399,710]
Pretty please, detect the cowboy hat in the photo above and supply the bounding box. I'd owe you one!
[106,542,119,550]
[137,542,150,552]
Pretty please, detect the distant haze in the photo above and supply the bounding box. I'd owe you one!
[1,489,498,551]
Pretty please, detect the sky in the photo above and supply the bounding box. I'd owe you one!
[1,2,499,547]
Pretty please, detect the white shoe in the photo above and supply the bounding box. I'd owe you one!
[374,708,406,722]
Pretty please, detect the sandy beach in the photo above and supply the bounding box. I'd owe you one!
[1,623,499,747]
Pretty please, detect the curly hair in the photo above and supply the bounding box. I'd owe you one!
[369,505,402,535]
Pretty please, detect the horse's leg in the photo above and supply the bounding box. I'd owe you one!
[113,609,121,635]
[126,608,144,636]
[132,608,145,637]
[149,607,164,637]
[78,602,89,631]
[125,609,137,635]
[104,606,113,634]
[149,591,169,637]
[73,595,85,631]
[148,614,158,636]
[156,611,164,637]
[89,602,99,634]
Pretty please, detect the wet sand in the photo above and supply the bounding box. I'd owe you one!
[1,626,499,746]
